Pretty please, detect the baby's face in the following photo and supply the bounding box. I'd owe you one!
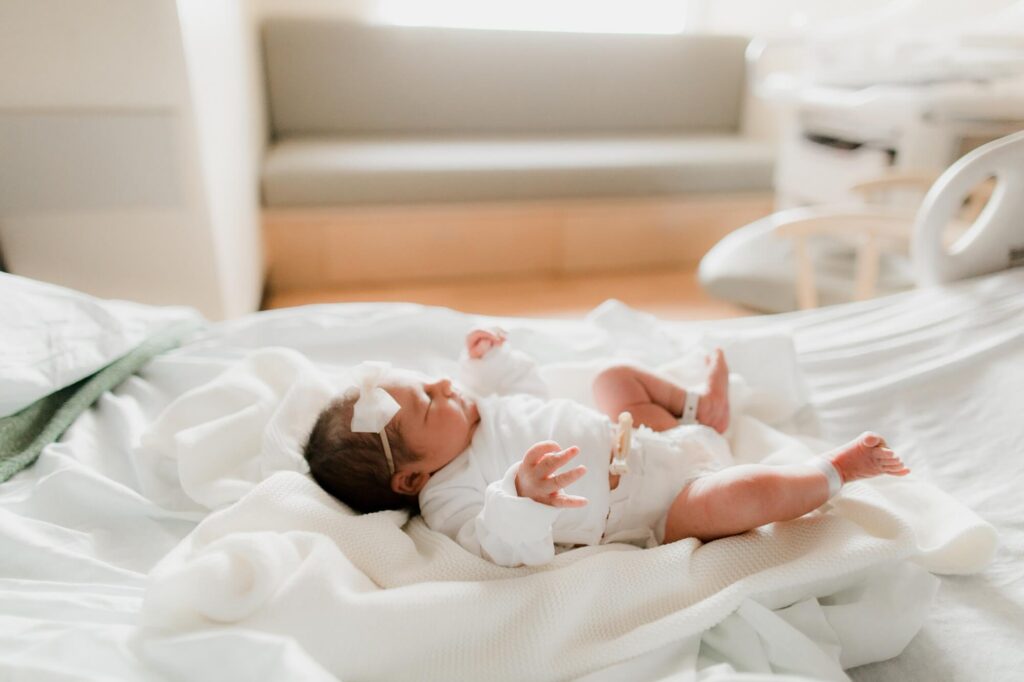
[384,370,480,475]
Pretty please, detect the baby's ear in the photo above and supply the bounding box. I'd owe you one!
[391,470,429,496]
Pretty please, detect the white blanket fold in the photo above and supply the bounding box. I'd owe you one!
[142,472,994,681]
[137,348,333,511]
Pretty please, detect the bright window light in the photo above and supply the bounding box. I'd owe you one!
[373,0,695,34]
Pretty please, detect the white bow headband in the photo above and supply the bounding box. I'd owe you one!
[350,361,401,475]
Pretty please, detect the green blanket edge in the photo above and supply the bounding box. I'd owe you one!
[0,319,202,483]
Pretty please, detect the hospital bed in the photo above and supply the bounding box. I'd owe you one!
[1,150,1022,681]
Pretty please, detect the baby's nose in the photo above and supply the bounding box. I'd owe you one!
[429,378,453,395]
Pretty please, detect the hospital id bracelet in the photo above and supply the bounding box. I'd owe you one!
[809,457,843,498]
[680,388,701,426]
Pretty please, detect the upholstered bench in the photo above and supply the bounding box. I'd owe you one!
[260,20,775,289]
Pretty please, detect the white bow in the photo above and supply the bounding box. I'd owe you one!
[350,361,400,434]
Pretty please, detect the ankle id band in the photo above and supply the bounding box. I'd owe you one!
[680,389,701,425]
[810,457,843,498]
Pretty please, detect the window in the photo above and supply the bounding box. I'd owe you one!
[373,0,705,34]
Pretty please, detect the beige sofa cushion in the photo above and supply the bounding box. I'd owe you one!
[262,134,775,206]
[263,20,749,136]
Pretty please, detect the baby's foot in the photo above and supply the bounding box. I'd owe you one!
[696,348,730,433]
[828,432,910,483]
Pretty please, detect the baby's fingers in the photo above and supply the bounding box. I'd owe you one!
[536,446,581,475]
[523,441,562,468]
[548,492,589,508]
[549,465,587,490]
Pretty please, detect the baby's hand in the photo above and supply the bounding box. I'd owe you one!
[515,441,588,508]
[466,327,507,359]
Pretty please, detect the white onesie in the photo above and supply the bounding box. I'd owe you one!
[418,345,731,567]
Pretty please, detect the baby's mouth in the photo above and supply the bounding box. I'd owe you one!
[455,389,479,423]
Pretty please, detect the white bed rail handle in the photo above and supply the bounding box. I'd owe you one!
[912,131,1024,286]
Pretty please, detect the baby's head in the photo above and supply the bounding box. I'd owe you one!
[304,369,480,513]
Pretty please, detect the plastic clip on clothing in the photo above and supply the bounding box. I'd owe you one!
[610,412,632,475]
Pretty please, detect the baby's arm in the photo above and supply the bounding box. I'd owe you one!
[459,327,548,398]
[420,441,585,567]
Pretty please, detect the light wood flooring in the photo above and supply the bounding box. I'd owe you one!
[263,267,754,321]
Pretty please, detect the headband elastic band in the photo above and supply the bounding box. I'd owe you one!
[379,430,395,475]
[349,361,402,477]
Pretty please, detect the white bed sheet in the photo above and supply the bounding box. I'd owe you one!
[1,268,1021,681]
[687,269,1024,682]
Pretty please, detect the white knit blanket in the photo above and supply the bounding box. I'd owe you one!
[139,345,997,681]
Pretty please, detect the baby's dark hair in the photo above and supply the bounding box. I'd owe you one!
[304,388,420,513]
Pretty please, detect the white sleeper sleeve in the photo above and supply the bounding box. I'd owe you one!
[459,344,548,398]
[431,462,561,567]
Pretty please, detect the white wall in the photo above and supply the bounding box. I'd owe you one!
[0,0,263,319]
[0,0,183,109]
[177,0,265,318]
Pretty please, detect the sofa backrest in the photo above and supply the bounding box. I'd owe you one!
[263,20,749,137]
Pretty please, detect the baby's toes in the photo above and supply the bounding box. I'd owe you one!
[860,432,884,448]
[873,446,895,460]
[884,462,911,476]
[877,451,910,476]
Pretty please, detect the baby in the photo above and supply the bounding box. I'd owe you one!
[304,329,909,567]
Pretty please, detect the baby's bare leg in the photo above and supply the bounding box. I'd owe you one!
[593,350,730,433]
[663,464,828,543]
[663,432,909,543]
[592,365,685,431]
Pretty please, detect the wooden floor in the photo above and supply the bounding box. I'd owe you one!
[263,267,754,321]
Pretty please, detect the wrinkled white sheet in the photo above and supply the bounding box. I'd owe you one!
[1,268,1022,681]
[0,272,202,418]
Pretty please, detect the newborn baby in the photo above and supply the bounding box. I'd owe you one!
[304,329,908,567]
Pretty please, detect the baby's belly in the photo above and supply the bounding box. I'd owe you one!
[610,425,731,491]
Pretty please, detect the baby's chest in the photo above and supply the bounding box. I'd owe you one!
[479,406,612,471]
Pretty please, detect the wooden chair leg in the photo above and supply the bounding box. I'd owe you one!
[854,234,880,301]
[793,236,818,309]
